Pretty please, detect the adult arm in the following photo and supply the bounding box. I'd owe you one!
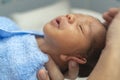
[88,11,120,80]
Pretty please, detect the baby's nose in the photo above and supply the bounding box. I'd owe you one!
[66,14,75,24]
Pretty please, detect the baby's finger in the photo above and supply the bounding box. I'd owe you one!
[37,69,50,80]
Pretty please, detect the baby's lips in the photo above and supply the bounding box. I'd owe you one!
[50,19,59,28]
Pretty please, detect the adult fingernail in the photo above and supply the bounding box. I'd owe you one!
[70,61,77,67]
[39,70,47,80]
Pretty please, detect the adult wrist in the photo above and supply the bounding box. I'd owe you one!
[101,42,120,59]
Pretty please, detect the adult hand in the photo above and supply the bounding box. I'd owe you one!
[37,56,79,80]
[105,11,120,48]
[88,9,120,80]
[102,8,120,47]
[103,8,120,27]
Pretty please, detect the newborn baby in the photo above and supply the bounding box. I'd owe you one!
[43,14,106,77]
[0,13,106,80]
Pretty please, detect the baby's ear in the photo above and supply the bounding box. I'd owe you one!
[60,54,87,64]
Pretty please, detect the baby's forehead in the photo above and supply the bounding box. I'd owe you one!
[74,13,103,27]
[75,13,99,22]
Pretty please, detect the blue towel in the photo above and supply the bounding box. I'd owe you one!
[0,17,48,80]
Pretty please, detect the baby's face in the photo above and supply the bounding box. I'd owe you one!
[43,14,106,57]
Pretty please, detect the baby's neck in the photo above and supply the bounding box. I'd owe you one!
[35,36,68,73]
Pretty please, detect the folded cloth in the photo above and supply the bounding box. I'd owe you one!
[0,17,48,80]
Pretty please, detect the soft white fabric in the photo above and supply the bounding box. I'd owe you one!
[65,77,87,80]
[11,0,70,32]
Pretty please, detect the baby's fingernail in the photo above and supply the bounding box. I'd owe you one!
[39,70,47,80]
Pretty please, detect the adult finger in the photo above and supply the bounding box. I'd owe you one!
[103,8,119,22]
[103,12,112,23]
[45,56,64,80]
[37,69,50,80]
[65,60,79,80]
[108,8,119,17]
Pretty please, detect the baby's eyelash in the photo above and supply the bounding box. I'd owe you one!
[79,25,84,33]
[79,25,82,30]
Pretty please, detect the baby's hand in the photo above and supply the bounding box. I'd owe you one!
[103,8,120,27]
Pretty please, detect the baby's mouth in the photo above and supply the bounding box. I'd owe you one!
[56,19,60,26]
[51,17,62,28]
[51,19,60,28]
[55,18,61,28]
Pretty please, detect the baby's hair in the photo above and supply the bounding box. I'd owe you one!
[78,18,106,77]
[78,42,103,77]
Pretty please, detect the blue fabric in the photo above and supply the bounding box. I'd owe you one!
[0,17,48,80]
